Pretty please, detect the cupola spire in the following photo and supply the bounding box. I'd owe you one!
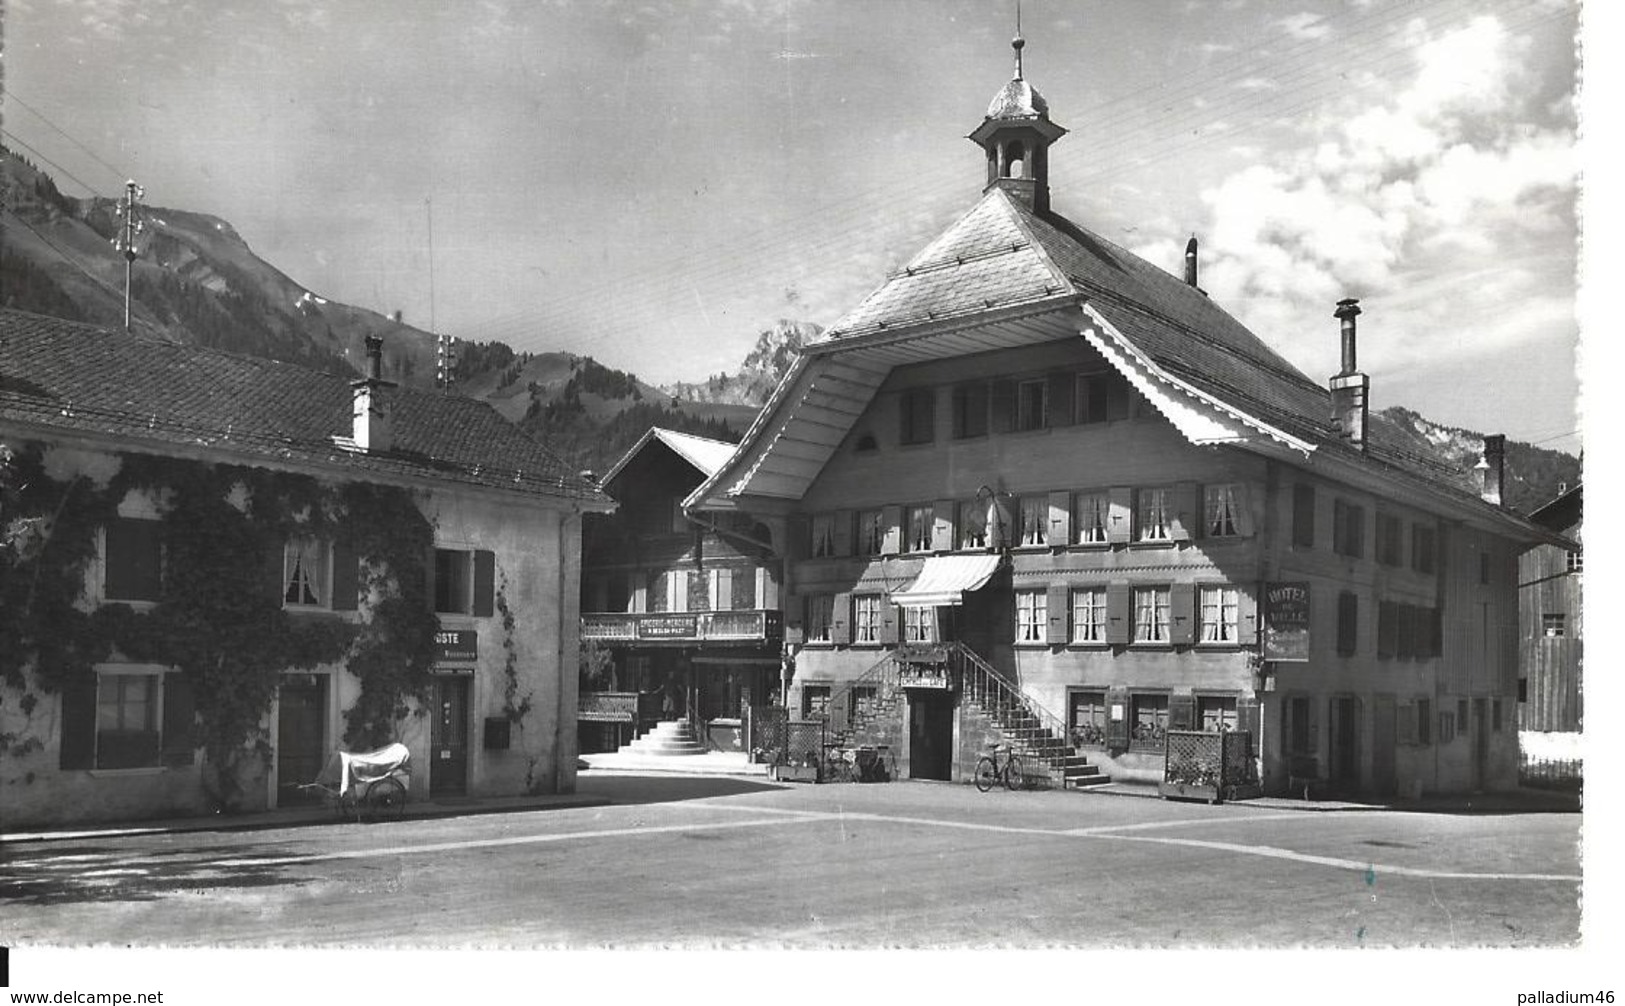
[968,10,1066,213]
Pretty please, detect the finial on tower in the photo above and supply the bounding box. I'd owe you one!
[1012,1,1025,79]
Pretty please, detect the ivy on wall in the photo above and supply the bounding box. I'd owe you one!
[0,441,439,807]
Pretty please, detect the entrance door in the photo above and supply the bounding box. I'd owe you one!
[431,676,470,797]
[1472,698,1489,791]
[277,674,327,806]
[908,692,954,781]
[1370,694,1397,798]
[1327,696,1360,793]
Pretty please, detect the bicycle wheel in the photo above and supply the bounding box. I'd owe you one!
[1003,754,1025,791]
[365,776,408,822]
[974,756,999,792]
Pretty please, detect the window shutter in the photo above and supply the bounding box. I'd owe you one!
[1232,484,1256,537]
[331,539,359,611]
[991,379,1016,434]
[1169,582,1196,645]
[106,519,163,600]
[1170,483,1199,542]
[1105,686,1131,749]
[830,593,852,646]
[668,570,687,613]
[1292,484,1316,548]
[880,505,902,555]
[712,568,732,611]
[1377,600,1395,659]
[1105,582,1132,645]
[1307,700,1320,754]
[269,539,290,603]
[1046,584,1070,645]
[1047,490,1071,547]
[1048,371,1075,427]
[878,602,899,645]
[425,544,438,610]
[1238,584,1259,646]
[783,591,803,630]
[832,510,853,557]
[932,500,956,551]
[472,550,496,617]
[59,673,97,770]
[1106,487,1133,544]
[1396,604,1415,660]
[1170,693,1196,730]
[1336,591,1357,656]
[161,672,196,767]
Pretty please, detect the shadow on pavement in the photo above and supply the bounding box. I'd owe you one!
[0,840,313,907]
[575,773,786,806]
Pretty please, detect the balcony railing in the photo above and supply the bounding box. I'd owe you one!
[580,609,783,645]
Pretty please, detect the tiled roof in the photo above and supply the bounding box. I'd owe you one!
[0,309,609,503]
[821,188,1480,499]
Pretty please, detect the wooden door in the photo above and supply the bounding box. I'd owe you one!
[1472,698,1489,791]
[277,674,327,806]
[1328,697,1360,793]
[1370,694,1397,798]
[907,692,954,780]
[431,676,470,797]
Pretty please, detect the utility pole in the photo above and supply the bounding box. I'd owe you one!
[111,179,145,331]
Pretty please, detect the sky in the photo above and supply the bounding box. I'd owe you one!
[3,0,1583,454]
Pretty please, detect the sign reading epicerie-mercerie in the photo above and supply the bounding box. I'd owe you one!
[1263,582,1310,662]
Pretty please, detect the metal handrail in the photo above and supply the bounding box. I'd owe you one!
[954,644,1076,774]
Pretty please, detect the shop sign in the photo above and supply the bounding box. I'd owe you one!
[434,629,478,663]
[1263,582,1311,662]
[897,661,954,690]
[639,614,699,639]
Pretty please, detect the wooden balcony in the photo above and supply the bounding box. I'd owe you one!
[580,609,783,646]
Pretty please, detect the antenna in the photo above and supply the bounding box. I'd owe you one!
[111,179,145,331]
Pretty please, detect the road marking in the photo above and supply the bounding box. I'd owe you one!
[207,816,807,868]
[1062,813,1308,835]
[1089,833,1581,882]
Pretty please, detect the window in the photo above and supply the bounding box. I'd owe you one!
[1015,590,1047,643]
[1336,591,1358,657]
[903,605,935,643]
[1412,523,1437,574]
[810,514,836,558]
[104,517,163,602]
[952,382,989,439]
[1458,698,1470,733]
[852,686,879,719]
[899,387,935,445]
[1071,587,1106,643]
[1435,708,1453,744]
[1204,484,1241,537]
[806,595,834,643]
[96,670,161,769]
[1198,586,1239,643]
[1130,693,1169,749]
[435,548,495,616]
[1069,691,1107,747]
[1377,600,1398,659]
[857,510,885,556]
[1333,499,1365,558]
[1018,496,1047,547]
[283,537,330,608]
[958,499,988,549]
[801,685,831,719]
[1376,512,1403,566]
[1075,371,1130,424]
[1292,484,1316,549]
[906,504,934,552]
[1287,696,1312,755]
[1137,488,1171,542]
[1074,492,1108,544]
[1543,613,1566,638]
[1567,550,1583,573]
[1198,695,1237,733]
[1416,698,1432,746]
[1133,586,1171,642]
[853,594,882,644]
[1015,379,1047,431]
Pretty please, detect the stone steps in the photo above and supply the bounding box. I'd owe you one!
[622,719,706,757]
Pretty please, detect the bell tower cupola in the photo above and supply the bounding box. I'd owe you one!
[968,24,1067,213]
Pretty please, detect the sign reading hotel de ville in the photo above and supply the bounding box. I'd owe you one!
[1263,582,1311,662]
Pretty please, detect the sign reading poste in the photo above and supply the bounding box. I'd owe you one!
[1263,582,1310,662]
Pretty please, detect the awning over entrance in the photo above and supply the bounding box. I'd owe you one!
[890,554,1002,608]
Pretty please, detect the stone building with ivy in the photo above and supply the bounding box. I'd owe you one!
[0,308,611,828]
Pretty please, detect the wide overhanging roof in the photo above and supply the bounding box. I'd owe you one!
[890,554,1003,607]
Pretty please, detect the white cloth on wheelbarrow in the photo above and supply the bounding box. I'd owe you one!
[315,743,411,797]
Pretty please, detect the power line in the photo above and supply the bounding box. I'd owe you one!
[1,129,113,201]
[0,88,130,187]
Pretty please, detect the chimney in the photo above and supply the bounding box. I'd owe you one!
[1184,235,1199,287]
[1328,298,1369,450]
[351,334,398,452]
[1479,434,1506,506]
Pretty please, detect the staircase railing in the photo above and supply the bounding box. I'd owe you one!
[813,648,903,741]
[955,644,1077,782]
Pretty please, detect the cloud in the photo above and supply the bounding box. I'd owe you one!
[1277,12,1332,41]
[1195,13,1576,384]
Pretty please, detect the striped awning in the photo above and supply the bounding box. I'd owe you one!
[890,554,1003,608]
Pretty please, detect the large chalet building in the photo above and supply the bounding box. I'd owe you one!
[1516,484,1581,781]
[0,309,611,828]
[679,35,1563,798]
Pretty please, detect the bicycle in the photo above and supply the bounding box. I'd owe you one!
[974,744,1025,792]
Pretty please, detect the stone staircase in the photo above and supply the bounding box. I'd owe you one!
[622,719,706,756]
[960,686,1110,790]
